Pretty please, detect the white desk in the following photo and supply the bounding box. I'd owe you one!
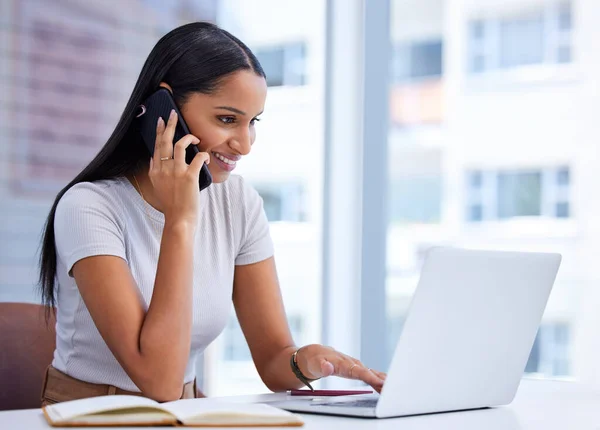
[1,379,599,429]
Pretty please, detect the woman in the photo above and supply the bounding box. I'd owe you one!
[38,22,385,405]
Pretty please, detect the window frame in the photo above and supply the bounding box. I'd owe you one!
[465,166,572,222]
[467,1,573,74]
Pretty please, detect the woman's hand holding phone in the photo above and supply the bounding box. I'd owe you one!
[148,109,210,227]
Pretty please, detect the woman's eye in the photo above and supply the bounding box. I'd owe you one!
[219,116,261,126]
[219,117,236,124]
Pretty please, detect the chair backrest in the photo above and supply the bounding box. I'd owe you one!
[0,302,56,411]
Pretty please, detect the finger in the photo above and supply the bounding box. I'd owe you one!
[340,357,384,386]
[160,109,178,158]
[318,359,335,378]
[351,366,385,391]
[153,117,166,164]
[318,355,356,379]
[189,151,211,177]
[369,369,387,381]
[344,356,366,377]
[173,134,200,165]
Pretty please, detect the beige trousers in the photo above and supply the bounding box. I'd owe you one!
[40,365,198,407]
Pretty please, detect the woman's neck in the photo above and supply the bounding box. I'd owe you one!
[128,170,164,213]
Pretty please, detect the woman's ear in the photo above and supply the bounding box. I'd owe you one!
[159,82,173,93]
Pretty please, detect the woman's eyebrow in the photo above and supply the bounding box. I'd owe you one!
[215,106,264,117]
[215,106,246,115]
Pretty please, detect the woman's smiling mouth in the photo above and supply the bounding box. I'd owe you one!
[212,151,240,171]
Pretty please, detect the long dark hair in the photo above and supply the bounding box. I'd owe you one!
[38,22,265,312]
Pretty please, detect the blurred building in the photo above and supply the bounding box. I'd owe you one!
[386,0,600,385]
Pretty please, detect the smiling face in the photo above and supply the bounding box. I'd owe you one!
[174,70,267,183]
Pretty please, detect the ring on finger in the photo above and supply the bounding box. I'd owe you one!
[160,156,174,161]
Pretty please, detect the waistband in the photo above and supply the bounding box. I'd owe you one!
[41,365,196,405]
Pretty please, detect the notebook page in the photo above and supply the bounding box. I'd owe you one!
[162,398,298,422]
[67,410,175,425]
[44,395,162,422]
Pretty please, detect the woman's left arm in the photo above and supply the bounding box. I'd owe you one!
[233,257,386,392]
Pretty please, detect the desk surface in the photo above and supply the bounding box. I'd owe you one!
[1,379,599,429]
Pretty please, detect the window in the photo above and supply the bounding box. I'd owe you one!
[468,2,573,73]
[223,317,251,362]
[525,323,571,376]
[387,0,598,388]
[557,167,570,186]
[469,171,483,188]
[498,13,544,68]
[254,182,306,222]
[288,315,305,344]
[556,202,570,218]
[254,43,306,87]
[393,40,443,82]
[389,176,442,224]
[468,205,483,222]
[497,172,542,218]
[555,166,571,218]
[206,3,323,397]
[465,167,571,222]
[386,313,406,362]
[223,314,305,362]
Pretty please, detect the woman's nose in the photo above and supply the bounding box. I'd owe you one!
[229,133,252,156]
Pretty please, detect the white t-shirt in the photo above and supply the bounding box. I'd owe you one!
[52,175,274,391]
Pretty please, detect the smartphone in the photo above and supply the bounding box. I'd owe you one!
[136,88,212,191]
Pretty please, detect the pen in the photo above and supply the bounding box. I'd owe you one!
[288,389,373,396]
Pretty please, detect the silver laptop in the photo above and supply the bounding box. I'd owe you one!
[272,247,561,418]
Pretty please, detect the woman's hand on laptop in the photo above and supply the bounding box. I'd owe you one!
[296,345,386,392]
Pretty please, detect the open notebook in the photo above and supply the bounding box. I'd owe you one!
[42,395,304,427]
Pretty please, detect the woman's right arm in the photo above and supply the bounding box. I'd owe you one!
[70,112,209,402]
[72,227,193,401]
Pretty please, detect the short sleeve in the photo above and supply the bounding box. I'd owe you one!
[235,179,274,266]
[54,183,128,276]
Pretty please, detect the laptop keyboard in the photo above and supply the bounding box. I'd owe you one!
[319,398,378,408]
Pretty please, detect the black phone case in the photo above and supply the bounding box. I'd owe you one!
[136,88,212,191]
